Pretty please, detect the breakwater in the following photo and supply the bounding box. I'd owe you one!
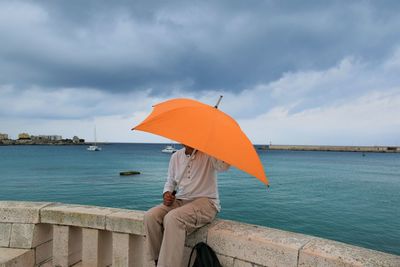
[264,145,400,153]
[0,201,399,267]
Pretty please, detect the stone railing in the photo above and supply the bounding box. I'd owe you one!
[0,201,399,267]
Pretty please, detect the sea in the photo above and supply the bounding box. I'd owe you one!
[0,143,399,255]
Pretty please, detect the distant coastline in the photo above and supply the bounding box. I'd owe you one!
[257,144,400,153]
[0,133,86,146]
[0,139,87,146]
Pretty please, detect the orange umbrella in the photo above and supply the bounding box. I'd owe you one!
[132,98,268,186]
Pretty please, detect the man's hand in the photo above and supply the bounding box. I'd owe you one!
[163,191,175,206]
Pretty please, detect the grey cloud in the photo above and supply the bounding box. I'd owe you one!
[1,0,400,94]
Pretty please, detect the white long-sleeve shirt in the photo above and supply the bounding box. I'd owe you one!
[163,148,230,211]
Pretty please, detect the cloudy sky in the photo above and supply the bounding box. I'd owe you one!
[1,0,400,145]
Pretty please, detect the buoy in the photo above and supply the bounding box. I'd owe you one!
[119,171,141,176]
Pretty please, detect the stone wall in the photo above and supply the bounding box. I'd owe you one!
[0,201,399,267]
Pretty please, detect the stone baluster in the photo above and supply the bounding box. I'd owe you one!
[112,233,133,267]
[82,228,112,267]
[52,225,82,267]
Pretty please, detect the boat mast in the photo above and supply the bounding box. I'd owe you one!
[94,126,97,146]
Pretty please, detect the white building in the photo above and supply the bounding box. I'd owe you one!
[0,133,8,140]
[31,135,62,141]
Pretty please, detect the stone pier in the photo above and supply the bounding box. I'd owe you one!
[0,201,399,267]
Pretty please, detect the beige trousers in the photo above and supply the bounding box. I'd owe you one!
[144,197,217,267]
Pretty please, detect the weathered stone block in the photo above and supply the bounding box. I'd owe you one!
[0,247,34,267]
[52,225,82,267]
[217,254,235,267]
[69,226,82,266]
[299,238,400,267]
[0,201,53,224]
[207,220,313,267]
[9,224,35,249]
[131,235,146,267]
[233,258,265,267]
[185,222,212,247]
[0,224,11,247]
[52,225,69,267]
[38,259,52,267]
[112,232,133,267]
[82,228,99,267]
[35,240,52,265]
[41,203,116,229]
[106,210,145,235]
[9,223,52,249]
[82,228,112,267]
[98,230,112,266]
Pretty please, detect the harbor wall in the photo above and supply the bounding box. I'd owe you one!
[267,145,400,153]
[0,201,399,267]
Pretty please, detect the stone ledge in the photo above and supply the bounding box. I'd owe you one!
[0,247,34,267]
[207,220,314,267]
[106,210,145,235]
[0,201,53,224]
[299,238,400,267]
[40,204,119,229]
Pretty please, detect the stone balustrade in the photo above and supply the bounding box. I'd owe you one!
[0,201,399,267]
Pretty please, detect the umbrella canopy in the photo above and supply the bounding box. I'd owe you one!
[132,98,268,186]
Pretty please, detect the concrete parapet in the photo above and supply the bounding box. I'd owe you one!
[0,201,399,267]
[106,210,145,235]
[9,223,52,249]
[0,201,52,224]
[0,247,34,267]
[207,220,314,267]
[41,203,118,229]
[299,238,400,267]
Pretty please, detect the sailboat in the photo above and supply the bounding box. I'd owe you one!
[87,126,102,151]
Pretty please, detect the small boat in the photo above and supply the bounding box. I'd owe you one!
[87,126,102,151]
[162,145,177,153]
[120,171,141,176]
[87,145,101,151]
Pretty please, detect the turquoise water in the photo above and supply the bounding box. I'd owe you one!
[0,144,399,255]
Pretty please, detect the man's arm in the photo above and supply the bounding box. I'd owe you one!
[162,153,177,206]
[211,157,230,172]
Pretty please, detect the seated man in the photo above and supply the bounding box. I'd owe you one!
[144,145,230,267]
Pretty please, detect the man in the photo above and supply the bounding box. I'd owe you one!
[144,144,230,267]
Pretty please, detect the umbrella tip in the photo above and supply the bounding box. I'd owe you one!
[214,95,223,109]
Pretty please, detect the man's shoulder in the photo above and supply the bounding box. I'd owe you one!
[171,148,185,159]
